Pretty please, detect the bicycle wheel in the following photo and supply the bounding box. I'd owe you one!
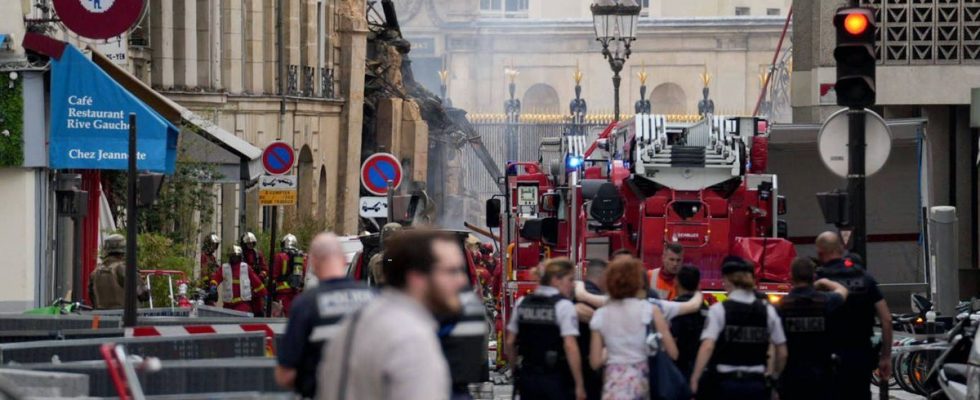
[909,349,942,396]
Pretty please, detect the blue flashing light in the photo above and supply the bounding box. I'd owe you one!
[566,155,583,170]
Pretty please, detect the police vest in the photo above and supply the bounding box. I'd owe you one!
[219,262,252,303]
[296,279,374,398]
[516,294,566,373]
[817,263,876,347]
[779,292,832,370]
[671,293,707,374]
[440,290,490,388]
[712,300,769,368]
[277,250,305,291]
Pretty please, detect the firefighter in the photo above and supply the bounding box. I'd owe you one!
[210,245,267,314]
[690,256,787,400]
[504,258,586,400]
[272,234,306,316]
[777,257,848,400]
[90,234,127,309]
[275,233,375,399]
[814,232,893,400]
[649,242,683,300]
[200,233,220,276]
[241,231,267,316]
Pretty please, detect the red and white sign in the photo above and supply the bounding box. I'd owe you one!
[127,323,285,355]
[262,142,295,175]
[53,0,145,40]
[360,153,402,196]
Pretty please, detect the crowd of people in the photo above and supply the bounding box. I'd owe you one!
[89,226,894,400]
[506,231,893,400]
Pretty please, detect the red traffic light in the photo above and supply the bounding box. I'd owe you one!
[844,13,869,35]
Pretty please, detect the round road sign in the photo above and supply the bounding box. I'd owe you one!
[262,142,295,175]
[53,0,145,40]
[818,108,892,178]
[361,153,402,196]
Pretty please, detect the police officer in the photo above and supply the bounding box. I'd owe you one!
[210,246,268,313]
[814,232,893,400]
[90,234,127,309]
[272,234,306,316]
[504,258,586,400]
[690,256,787,400]
[241,232,267,316]
[670,265,708,380]
[275,233,374,399]
[777,257,848,400]
[439,289,490,400]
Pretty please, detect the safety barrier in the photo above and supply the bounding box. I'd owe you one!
[0,314,121,330]
[0,332,266,364]
[0,328,125,344]
[21,358,287,397]
[92,305,254,318]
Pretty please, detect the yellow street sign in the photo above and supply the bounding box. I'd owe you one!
[259,189,297,206]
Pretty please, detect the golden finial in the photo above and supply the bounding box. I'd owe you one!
[637,61,649,85]
[439,69,449,84]
[505,66,519,84]
[574,61,584,85]
[759,70,770,89]
[699,66,712,88]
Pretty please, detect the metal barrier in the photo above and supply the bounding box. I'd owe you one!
[0,332,266,364]
[0,328,125,344]
[92,305,254,318]
[0,314,121,330]
[22,358,287,397]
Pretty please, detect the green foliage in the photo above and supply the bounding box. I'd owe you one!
[280,213,329,252]
[0,75,24,166]
[134,232,195,308]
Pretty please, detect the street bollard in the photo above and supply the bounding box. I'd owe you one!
[928,206,959,318]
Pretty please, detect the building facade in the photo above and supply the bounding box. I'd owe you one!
[400,0,793,118]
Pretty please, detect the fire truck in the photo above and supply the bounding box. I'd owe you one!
[485,114,797,346]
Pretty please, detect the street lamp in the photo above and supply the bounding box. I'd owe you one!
[591,0,641,122]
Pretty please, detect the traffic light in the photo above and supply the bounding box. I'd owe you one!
[833,7,876,108]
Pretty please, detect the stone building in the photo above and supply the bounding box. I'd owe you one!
[399,0,793,117]
[138,0,368,240]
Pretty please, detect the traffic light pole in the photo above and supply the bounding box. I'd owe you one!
[847,108,868,263]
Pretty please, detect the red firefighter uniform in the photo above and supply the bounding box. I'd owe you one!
[271,249,306,316]
[243,248,267,316]
[210,262,268,313]
[200,253,218,277]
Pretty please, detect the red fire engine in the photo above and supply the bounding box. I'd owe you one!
[485,115,797,355]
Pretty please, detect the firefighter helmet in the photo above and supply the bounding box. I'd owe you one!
[240,232,257,247]
[381,223,402,235]
[103,234,126,256]
[230,245,244,257]
[203,233,220,251]
[281,234,298,250]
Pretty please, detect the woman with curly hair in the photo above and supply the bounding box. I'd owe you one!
[589,257,678,400]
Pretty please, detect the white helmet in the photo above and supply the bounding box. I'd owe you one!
[281,234,298,250]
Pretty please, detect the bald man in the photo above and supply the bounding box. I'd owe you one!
[814,231,892,400]
[276,233,376,398]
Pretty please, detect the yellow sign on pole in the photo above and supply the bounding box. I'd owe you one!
[259,189,297,206]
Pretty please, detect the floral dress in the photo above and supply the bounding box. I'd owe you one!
[591,298,655,400]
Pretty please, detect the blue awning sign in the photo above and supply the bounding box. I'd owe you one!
[49,44,177,174]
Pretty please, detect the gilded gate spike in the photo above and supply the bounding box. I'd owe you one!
[699,66,712,88]
[637,61,649,85]
[574,61,584,85]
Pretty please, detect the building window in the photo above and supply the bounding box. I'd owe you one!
[481,0,527,16]
[639,0,650,16]
[735,7,750,16]
[767,8,780,16]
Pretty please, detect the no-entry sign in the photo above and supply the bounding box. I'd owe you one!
[262,142,295,175]
[360,153,402,196]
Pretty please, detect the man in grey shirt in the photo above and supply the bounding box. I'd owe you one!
[318,230,469,400]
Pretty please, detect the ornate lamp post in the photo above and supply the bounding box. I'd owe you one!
[591,0,641,122]
[439,69,451,107]
[504,66,521,161]
[698,67,715,117]
[570,62,588,134]
[634,62,651,114]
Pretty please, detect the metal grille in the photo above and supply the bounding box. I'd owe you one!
[287,64,300,95]
[0,333,266,364]
[302,66,315,96]
[461,122,608,200]
[321,67,336,98]
[861,0,980,63]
